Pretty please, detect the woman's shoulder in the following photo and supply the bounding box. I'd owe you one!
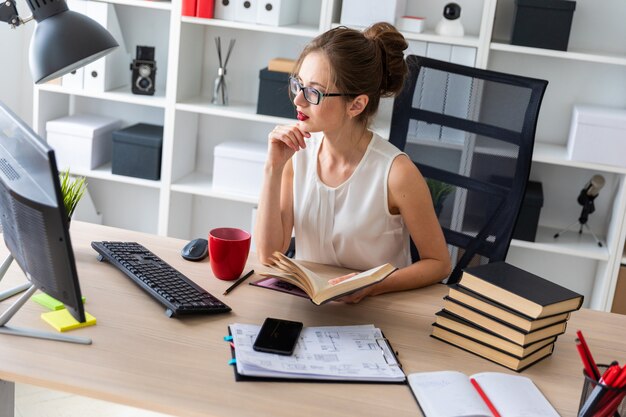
[369,131,406,159]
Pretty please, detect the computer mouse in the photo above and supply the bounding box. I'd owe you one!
[181,238,208,261]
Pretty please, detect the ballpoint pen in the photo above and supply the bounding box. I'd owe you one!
[223,269,255,295]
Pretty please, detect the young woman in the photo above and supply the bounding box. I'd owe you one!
[254,23,451,303]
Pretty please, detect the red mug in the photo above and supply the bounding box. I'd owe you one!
[209,227,251,281]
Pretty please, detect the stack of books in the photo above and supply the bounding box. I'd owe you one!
[431,262,584,372]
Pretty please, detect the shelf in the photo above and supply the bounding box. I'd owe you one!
[181,17,320,38]
[100,0,172,10]
[490,43,626,67]
[510,225,609,261]
[330,23,481,48]
[171,172,258,204]
[176,97,295,124]
[65,163,162,189]
[38,84,168,108]
[532,143,626,174]
[402,30,481,48]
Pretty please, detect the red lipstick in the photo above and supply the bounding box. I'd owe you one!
[297,111,309,121]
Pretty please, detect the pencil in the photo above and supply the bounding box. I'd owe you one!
[223,269,254,295]
[577,330,601,381]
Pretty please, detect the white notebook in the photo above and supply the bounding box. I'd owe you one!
[408,370,560,417]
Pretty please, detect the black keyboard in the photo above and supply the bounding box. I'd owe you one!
[91,241,231,317]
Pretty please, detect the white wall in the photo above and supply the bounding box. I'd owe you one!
[0,2,34,126]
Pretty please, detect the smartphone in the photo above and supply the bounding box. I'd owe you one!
[253,317,303,356]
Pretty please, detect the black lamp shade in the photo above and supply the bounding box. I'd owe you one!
[29,10,118,84]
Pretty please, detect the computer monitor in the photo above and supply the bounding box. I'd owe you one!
[0,100,89,344]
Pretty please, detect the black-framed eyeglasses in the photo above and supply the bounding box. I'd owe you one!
[288,76,357,105]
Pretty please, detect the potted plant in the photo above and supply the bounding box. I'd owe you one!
[426,178,454,217]
[59,169,87,222]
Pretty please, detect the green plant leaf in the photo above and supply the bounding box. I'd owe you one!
[59,169,88,219]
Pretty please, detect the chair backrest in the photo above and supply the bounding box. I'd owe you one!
[389,56,548,284]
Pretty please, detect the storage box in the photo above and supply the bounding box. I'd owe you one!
[611,266,626,315]
[256,0,300,26]
[256,68,296,119]
[112,123,163,180]
[46,114,122,170]
[511,0,576,51]
[213,141,267,197]
[214,0,235,20]
[567,105,626,168]
[340,0,406,27]
[512,181,544,242]
[234,0,257,23]
[397,16,424,34]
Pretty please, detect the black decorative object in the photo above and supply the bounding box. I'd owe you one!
[511,0,576,51]
[130,46,156,95]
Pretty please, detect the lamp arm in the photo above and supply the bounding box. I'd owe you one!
[0,0,21,27]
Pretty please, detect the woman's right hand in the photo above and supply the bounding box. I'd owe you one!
[266,124,310,169]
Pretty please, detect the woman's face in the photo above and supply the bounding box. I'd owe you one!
[293,51,350,134]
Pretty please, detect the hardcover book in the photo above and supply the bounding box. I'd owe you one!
[443,297,568,346]
[459,262,583,319]
[260,252,397,305]
[431,324,555,372]
[434,310,557,357]
[448,285,571,332]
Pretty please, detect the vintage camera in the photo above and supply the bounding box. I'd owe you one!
[130,46,156,95]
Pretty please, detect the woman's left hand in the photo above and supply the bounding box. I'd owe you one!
[328,273,373,304]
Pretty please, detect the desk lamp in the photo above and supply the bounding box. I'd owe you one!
[0,0,118,84]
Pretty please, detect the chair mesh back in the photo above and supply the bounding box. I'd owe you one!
[390,56,547,283]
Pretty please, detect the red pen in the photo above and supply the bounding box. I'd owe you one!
[576,338,596,381]
[470,377,502,417]
[595,391,626,417]
[577,330,601,381]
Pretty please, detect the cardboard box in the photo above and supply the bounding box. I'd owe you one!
[213,141,267,197]
[112,123,163,180]
[256,68,296,119]
[340,0,406,27]
[567,105,626,168]
[611,265,626,315]
[511,0,576,51]
[46,114,122,170]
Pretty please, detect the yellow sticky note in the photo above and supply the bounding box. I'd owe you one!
[41,309,96,332]
[31,293,86,311]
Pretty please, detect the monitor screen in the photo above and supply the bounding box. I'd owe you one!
[0,101,85,323]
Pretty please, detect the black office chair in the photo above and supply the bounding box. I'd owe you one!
[389,56,548,284]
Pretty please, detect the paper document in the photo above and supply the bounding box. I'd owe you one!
[229,323,405,382]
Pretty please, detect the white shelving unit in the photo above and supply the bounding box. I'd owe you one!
[32,0,626,312]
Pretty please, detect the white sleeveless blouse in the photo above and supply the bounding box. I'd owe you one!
[292,132,412,271]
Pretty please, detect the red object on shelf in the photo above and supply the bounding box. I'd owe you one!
[196,0,214,18]
[182,0,197,16]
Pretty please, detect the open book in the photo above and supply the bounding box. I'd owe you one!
[259,252,397,305]
[408,370,560,417]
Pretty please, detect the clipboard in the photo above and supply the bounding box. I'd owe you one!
[227,325,406,384]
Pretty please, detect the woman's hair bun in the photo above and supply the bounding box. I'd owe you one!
[363,22,408,97]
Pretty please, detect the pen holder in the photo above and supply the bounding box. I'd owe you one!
[578,365,626,417]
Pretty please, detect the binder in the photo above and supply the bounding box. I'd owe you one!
[214,0,235,20]
[227,323,405,383]
[196,0,214,18]
[82,1,129,92]
[234,0,257,23]
[182,0,198,16]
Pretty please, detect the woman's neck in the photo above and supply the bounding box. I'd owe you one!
[321,124,372,166]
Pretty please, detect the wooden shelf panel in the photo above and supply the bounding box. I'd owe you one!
[38,85,168,108]
[181,17,320,38]
[171,172,258,204]
[490,42,626,67]
[64,163,162,189]
[510,225,609,261]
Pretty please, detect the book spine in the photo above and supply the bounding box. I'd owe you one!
[196,0,214,18]
[182,0,197,17]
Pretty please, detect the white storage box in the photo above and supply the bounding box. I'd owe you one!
[46,114,122,170]
[397,16,424,33]
[214,0,236,20]
[234,0,258,23]
[256,0,300,26]
[340,0,406,27]
[213,141,268,197]
[567,105,626,168]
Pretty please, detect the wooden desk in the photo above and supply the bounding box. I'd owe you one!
[0,222,625,417]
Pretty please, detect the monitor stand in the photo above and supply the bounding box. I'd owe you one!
[0,254,92,344]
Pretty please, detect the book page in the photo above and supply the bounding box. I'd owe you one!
[407,371,491,417]
[472,372,560,417]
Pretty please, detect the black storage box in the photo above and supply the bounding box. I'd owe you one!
[112,123,163,180]
[512,181,544,242]
[256,68,296,119]
[511,0,576,51]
